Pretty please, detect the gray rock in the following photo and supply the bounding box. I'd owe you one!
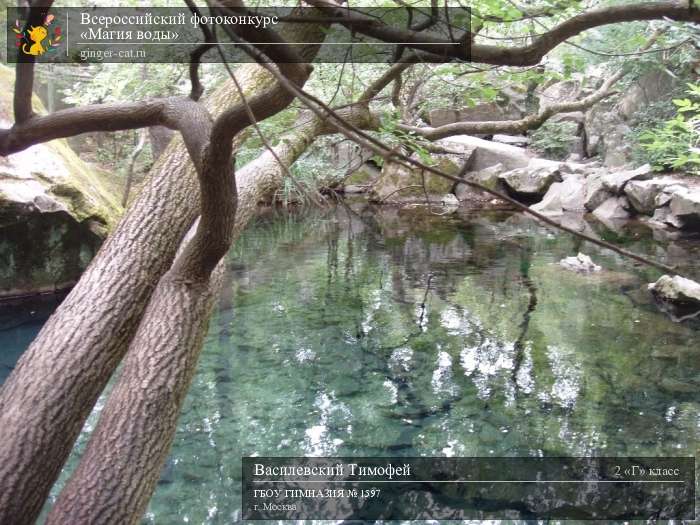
[0,66,123,299]
[559,253,602,273]
[650,206,684,229]
[624,178,676,215]
[492,134,529,147]
[499,165,562,200]
[618,70,678,121]
[455,164,505,202]
[440,135,532,171]
[600,164,653,194]
[655,184,688,208]
[583,171,613,211]
[428,103,523,127]
[530,176,586,215]
[669,190,700,230]
[584,101,632,167]
[649,275,700,306]
[592,196,631,224]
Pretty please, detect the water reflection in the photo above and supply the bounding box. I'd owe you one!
[1,204,699,524]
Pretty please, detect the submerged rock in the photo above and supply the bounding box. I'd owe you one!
[559,253,602,273]
[649,275,700,321]
[649,275,700,305]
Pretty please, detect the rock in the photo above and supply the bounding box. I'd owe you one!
[500,164,562,201]
[550,111,586,128]
[625,178,676,215]
[371,155,458,203]
[655,184,688,208]
[618,70,678,121]
[583,171,613,211]
[600,164,653,194]
[649,275,700,312]
[492,134,529,147]
[342,184,369,194]
[669,190,700,230]
[584,100,632,167]
[455,164,506,204]
[559,253,602,273]
[592,196,631,224]
[428,102,522,127]
[650,206,684,229]
[530,176,586,215]
[439,135,531,171]
[0,65,123,298]
[538,80,582,108]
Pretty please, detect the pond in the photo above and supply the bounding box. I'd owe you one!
[1,204,699,524]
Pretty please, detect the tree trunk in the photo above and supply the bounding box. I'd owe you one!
[0,21,326,524]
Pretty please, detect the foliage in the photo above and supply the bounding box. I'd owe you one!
[632,83,700,173]
[529,121,579,160]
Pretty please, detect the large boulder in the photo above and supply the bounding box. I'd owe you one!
[439,135,532,171]
[669,190,700,230]
[428,102,522,128]
[371,155,459,203]
[530,175,586,215]
[600,164,653,194]
[583,170,613,211]
[499,164,562,201]
[454,163,505,203]
[618,70,678,121]
[0,65,123,298]
[584,99,632,167]
[591,196,631,228]
[624,178,677,215]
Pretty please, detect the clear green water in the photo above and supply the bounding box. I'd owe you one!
[2,205,699,524]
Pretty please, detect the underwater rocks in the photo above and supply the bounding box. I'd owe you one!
[559,253,602,273]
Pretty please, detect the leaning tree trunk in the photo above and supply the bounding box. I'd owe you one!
[0,22,326,525]
[45,91,378,525]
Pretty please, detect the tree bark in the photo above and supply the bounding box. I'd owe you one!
[0,21,327,525]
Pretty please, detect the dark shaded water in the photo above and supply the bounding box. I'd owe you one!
[2,205,699,523]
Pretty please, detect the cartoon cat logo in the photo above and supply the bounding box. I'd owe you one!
[23,25,48,55]
[13,14,62,56]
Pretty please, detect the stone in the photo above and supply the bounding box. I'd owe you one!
[618,70,678,121]
[584,100,632,167]
[371,155,458,203]
[669,190,700,230]
[499,165,562,201]
[583,171,613,211]
[428,102,522,127]
[592,196,631,224]
[530,176,586,215]
[655,184,688,208]
[625,178,676,215]
[559,253,602,273]
[440,135,531,171]
[455,164,505,203]
[649,275,700,306]
[0,65,123,298]
[600,164,653,194]
[492,134,529,147]
[538,80,581,108]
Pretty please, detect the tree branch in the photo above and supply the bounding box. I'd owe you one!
[305,0,700,65]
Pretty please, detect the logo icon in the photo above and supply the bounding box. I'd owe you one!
[13,14,62,56]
